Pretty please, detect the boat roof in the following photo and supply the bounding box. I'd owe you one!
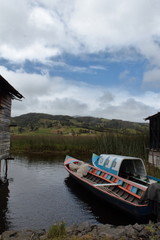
[100,154,141,161]
[92,153,147,176]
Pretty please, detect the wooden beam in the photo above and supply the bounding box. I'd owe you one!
[94,183,120,187]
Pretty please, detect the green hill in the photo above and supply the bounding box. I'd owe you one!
[11,113,148,135]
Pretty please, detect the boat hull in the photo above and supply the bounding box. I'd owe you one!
[66,168,152,219]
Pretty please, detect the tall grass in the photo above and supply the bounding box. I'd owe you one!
[11,133,148,159]
[11,133,160,177]
[10,135,96,157]
[95,133,149,160]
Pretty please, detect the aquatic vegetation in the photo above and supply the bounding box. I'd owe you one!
[95,133,149,159]
[12,132,160,178]
[47,222,66,239]
[11,133,148,159]
[10,135,96,157]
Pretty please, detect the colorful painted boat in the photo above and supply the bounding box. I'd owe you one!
[64,155,156,220]
[92,153,160,186]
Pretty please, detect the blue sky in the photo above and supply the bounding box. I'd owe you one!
[1,0,160,122]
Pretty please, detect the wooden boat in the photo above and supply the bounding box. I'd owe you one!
[92,153,160,186]
[64,155,158,220]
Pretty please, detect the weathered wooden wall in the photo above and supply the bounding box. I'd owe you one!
[0,95,11,160]
[149,115,160,150]
[148,150,160,168]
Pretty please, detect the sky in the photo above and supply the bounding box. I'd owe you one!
[1,0,160,122]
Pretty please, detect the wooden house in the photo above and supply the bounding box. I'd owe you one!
[145,112,160,167]
[0,75,23,161]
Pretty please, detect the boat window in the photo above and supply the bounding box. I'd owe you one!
[119,159,146,178]
[98,157,106,166]
[112,161,117,168]
[134,160,146,176]
[105,159,110,166]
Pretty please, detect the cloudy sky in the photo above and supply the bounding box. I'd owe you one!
[1,0,160,122]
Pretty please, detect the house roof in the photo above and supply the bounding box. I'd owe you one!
[0,75,23,99]
[145,112,160,120]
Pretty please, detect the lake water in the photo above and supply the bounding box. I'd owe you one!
[0,155,143,233]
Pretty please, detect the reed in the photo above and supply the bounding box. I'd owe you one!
[10,135,96,157]
[95,133,149,160]
[95,133,160,178]
[11,133,160,177]
[146,162,160,178]
[11,133,148,159]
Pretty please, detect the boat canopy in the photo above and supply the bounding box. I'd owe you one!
[92,153,147,178]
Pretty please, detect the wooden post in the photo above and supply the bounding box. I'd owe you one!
[5,159,8,179]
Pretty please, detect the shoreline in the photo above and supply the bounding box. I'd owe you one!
[1,221,160,240]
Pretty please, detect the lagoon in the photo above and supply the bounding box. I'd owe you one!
[0,154,140,233]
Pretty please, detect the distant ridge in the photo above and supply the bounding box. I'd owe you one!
[11,112,148,134]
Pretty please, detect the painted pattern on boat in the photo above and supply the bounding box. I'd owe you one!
[92,153,147,177]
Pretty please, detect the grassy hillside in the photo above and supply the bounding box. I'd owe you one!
[11,112,148,136]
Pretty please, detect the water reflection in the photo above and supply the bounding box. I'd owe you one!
[0,155,148,233]
[0,160,10,233]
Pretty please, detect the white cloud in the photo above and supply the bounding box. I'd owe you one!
[68,0,160,64]
[0,66,156,122]
[0,0,160,66]
[40,98,88,116]
[97,98,154,122]
[143,68,160,88]
[29,7,55,29]
[90,65,106,70]
[0,66,51,96]
[1,1,160,122]
[137,91,160,110]
[0,43,60,62]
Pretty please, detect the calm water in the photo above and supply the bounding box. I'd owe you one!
[0,155,141,233]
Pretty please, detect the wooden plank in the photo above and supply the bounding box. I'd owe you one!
[0,97,11,120]
[1,96,11,105]
[0,99,11,107]
[0,111,11,118]
[0,112,11,119]
[0,126,10,131]
[89,170,146,199]
[0,95,11,161]
[94,183,120,187]
[0,119,10,124]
